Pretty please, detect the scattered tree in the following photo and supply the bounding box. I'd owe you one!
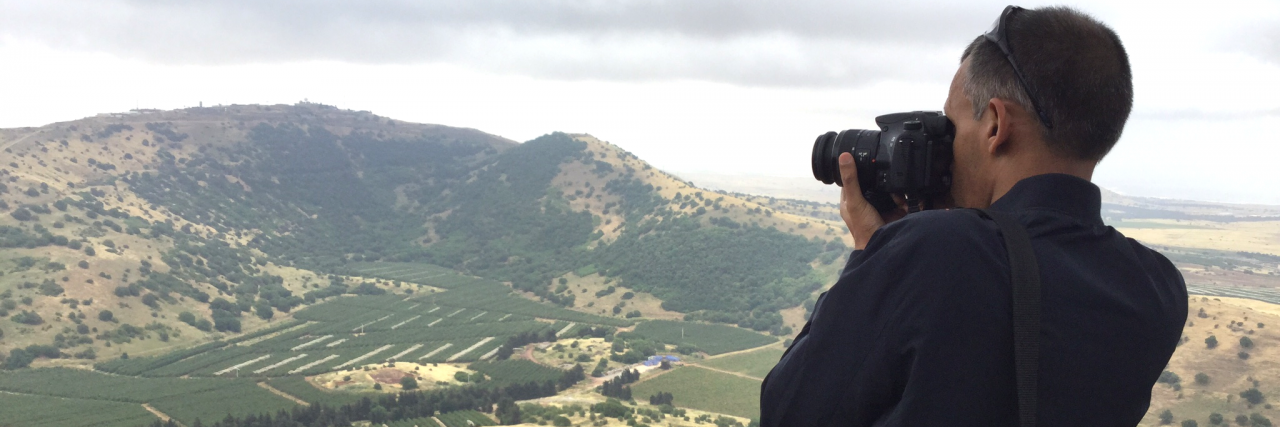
[399,375,418,390]
[1241,388,1265,405]
[1196,373,1211,385]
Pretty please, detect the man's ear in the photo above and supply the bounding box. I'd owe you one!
[984,98,1012,156]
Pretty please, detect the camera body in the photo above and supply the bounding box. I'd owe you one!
[811,111,955,213]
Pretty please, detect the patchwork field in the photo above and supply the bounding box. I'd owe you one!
[633,320,778,355]
[698,347,785,379]
[0,392,158,427]
[0,261,788,425]
[631,365,763,419]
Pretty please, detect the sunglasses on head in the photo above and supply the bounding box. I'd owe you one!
[984,5,1054,129]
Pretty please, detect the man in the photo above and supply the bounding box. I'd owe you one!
[761,6,1187,426]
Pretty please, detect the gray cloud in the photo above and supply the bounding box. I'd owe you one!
[0,0,1003,86]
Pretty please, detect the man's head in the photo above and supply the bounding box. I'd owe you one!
[944,6,1132,208]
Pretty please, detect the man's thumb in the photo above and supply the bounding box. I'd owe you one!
[839,152,860,194]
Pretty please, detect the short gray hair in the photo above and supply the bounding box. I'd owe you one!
[960,6,1133,161]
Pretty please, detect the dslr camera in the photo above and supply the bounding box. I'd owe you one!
[811,111,955,213]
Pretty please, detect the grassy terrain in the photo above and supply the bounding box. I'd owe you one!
[631,366,762,419]
[633,320,777,355]
[698,347,785,379]
[0,392,158,427]
[266,375,370,407]
[0,368,297,426]
[436,410,497,427]
[147,381,298,425]
[1107,220,1216,230]
[1141,296,1280,426]
[1118,220,1280,258]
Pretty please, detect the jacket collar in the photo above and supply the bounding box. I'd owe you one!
[988,173,1104,226]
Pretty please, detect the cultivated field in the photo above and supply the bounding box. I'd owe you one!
[633,320,778,355]
[698,347,785,379]
[631,366,762,419]
[0,392,158,427]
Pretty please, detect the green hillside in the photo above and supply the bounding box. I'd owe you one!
[0,103,844,372]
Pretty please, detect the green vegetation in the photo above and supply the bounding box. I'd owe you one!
[631,366,761,418]
[385,417,443,427]
[699,347,784,378]
[468,359,565,385]
[633,320,777,355]
[595,217,825,334]
[0,368,298,425]
[0,392,157,427]
[425,278,631,326]
[436,410,497,427]
[147,380,298,425]
[265,376,370,407]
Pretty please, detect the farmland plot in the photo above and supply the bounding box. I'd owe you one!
[428,281,632,326]
[630,366,761,419]
[266,376,371,407]
[699,347,785,379]
[436,410,497,427]
[633,320,777,355]
[386,416,444,427]
[147,381,298,425]
[0,368,231,402]
[468,359,565,385]
[0,392,158,427]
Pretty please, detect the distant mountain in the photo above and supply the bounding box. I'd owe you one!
[0,103,848,367]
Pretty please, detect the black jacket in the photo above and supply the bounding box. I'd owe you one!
[761,173,1187,426]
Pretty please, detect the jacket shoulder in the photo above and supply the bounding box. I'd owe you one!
[863,208,999,254]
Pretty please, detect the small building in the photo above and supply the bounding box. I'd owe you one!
[642,355,681,366]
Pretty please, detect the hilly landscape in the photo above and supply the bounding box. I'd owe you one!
[0,103,1277,427]
[0,103,851,427]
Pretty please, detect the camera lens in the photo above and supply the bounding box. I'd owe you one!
[811,129,880,187]
[811,132,838,185]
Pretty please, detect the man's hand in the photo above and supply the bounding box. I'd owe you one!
[839,152,907,250]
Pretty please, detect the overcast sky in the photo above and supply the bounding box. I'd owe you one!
[1,0,1277,204]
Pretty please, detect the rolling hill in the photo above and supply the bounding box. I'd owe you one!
[0,102,847,371]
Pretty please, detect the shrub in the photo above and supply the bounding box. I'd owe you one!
[77,260,89,269]
[84,246,95,256]
[98,310,114,322]
[400,376,418,390]
[1251,413,1272,427]
[9,208,33,221]
[454,371,469,382]
[1182,421,1197,427]
[1209,412,1223,425]
[1241,388,1265,405]
[1241,336,1254,349]
[1240,352,1251,360]
[1159,410,1173,425]
[1196,373,1211,385]
[1206,336,1219,349]
[11,311,43,325]
[1238,414,1249,425]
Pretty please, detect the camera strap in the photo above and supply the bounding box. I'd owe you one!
[973,208,1041,427]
